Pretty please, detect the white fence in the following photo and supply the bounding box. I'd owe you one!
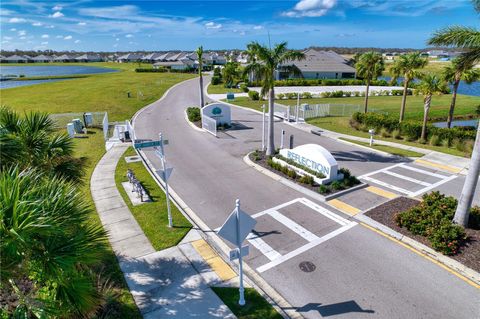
[299,103,361,120]
[126,120,135,141]
[102,113,109,140]
[202,115,217,137]
[273,103,292,121]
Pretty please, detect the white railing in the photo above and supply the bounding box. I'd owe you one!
[299,103,361,120]
[273,103,293,121]
[202,115,217,137]
[126,120,136,142]
[102,112,109,140]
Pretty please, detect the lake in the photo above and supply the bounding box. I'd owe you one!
[433,119,479,128]
[0,65,117,89]
[379,76,480,97]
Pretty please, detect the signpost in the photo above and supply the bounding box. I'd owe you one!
[217,199,257,306]
[262,104,266,151]
[155,133,173,228]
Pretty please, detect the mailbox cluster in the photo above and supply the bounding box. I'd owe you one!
[127,169,145,202]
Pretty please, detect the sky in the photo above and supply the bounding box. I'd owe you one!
[0,0,478,52]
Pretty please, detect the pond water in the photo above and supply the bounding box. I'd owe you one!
[379,76,480,97]
[0,65,117,89]
[433,119,479,128]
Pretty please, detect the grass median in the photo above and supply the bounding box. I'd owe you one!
[338,137,424,157]
[208,83,243,94]
[115,147,192,250]
[212,287,283,319]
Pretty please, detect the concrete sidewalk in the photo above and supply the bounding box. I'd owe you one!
[91,143,236,318]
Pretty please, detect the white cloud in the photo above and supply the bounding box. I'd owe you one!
[205,21,222,29]
[41,34,49,39]
[74,39,81,43]
[77,22,86,26]
[282,0,337,17]
[253,25,263,30]
[56,35,63,38]
[18,30,26,36]
[116,38,120,41]
[9,17,26,23]
[2,41,10,44]
[3,36,12,40]
[19,36,26,40]
[46,25,55,29]
[41,41,48,45]
[32,22,43,26]
[125,34,133,38]
[64,35,72,40]
[52,5,63,11]
[10,28,16,31]
[0,8,14,16]
[51,11,64,18]
[79,5,139,18]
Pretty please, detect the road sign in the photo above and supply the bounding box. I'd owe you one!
[134,140,161,149]
[229,245,249,261]
[157,167,173,181]
[218,207,256,247]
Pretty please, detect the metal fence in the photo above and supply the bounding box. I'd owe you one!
[299,103,361,120]
[202,115,217,137]
[273,103,292,120]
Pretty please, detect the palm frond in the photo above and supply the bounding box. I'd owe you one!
[428,26,480,48]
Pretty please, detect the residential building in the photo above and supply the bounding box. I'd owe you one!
[76,53,102,62]
[54,54,76,62]
[3,55,29,63]
[117,53,143,63]
[31,54,53,63]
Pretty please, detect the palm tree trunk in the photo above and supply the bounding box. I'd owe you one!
[199,71,204,108]
[399,78,409,123]
[266,88,275,156]
[454,124,480,227]
[421,94,432,141]
[447,79,460,129]
[364,80,370,113]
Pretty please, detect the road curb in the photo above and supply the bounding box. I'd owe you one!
[355,214,480,288]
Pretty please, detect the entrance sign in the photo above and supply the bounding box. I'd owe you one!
[202,102,231,125]
[279,144,340,181]
[217,199,256,306]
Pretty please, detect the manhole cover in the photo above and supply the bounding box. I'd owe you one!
[299,261,316,273]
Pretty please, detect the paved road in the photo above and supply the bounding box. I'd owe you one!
[134,77,479,318]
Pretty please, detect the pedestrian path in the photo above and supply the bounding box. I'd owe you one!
[91,143,236,318]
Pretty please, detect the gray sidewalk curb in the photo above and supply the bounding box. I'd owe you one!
[355,214,480,286]
[243,152,368,202]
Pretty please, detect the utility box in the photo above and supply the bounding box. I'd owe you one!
[72,119,84,133]
[226,92,234,101]
[84,112,93,127]
[66,123,75,138]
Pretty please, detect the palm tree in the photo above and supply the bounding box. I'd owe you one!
[390,52,428,122]
[355,51,385,113]
[443,59,480,128]
[196,46,205,108]
[0,167,107,317]
[417,74,446,140]
[222,61,240,88]
[243,42,305,155]
[0,107,85,182]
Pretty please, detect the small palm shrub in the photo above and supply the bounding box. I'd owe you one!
[392,129,401,140]
[248,90,260,100]
[380,127,390,138]
[429,135,441,146]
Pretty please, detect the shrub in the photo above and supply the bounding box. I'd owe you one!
[452,138,465,152]
[287,169,297,179]
[186,107,201,122]
[240,83,249,93]
[330,180,344,191]
[298,175,314,185]
[301,92,313,99]
[135,68,167,72]
[476,104,480,115]
[469,206,480,230]
[344,91,351,97]
[213,67,222,77]
[277,93,285,100]
[380,127,390,138]
[318,185,330,194]
[211,76,222,85]
[286,92,297,99]
[321,92,331,98]
[354,91,360,97]
[429,135,441,146]
[248,90,260,101]
[392,129,401,139]
[339,168,351,179]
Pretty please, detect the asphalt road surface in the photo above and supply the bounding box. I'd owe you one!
[133,77,479,319]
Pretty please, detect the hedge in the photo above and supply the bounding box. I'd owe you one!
[186,107,201,122]
[351,112,477,142]
[248,78,393,87]
[135,68,167,73]
[248,91,260,101]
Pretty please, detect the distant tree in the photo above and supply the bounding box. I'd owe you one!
[0,107,85,182]
[417,74,446,140]
[442,59,480,128]
[390,53,428,122]
[196,46,205,108]
[243,42,305,155]
[355,52,385,113]
[222,61,240,88]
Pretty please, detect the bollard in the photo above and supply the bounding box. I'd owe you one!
[127,91,131,98]
[289,134,294,149]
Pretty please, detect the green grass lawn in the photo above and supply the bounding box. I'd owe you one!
[383,61,451,77]
[115,147,192,250]
[1,62,196,121]
[227,94,480,121]
[338,137,424,157]
[212,287,283,319]
[208,83,243,94]
[73,129,141,318]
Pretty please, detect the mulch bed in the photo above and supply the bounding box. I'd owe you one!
[365,197,480,273]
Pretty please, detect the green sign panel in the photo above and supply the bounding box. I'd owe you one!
[134,140,161,149]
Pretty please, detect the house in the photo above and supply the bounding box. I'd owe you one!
[0,55,6,63]
[54,54,76,62]
[76,53,102,62]
[31,54,53,63]
[153,60,192,70]
[277,49,356,80]
[427,50,450,59]
[3,55,29,63]
[117,53,143,63]
[382,52,395,60]
[141,52,164,63]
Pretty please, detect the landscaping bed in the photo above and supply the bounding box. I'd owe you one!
[186,106,202,128]
[365,195,480,272]
[249,150,362,196]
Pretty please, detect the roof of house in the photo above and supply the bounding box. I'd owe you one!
[117,53,143,60]
[54,54,74,60]
[282,49,356,73]
[76,53,102,60]
[4,55,28,61]
[31,54,53,61]
[142,52,164,60]
[166,52,186,61]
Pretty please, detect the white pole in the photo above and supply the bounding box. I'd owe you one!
[262,104,266,151]
[280,129,285,149]
[235,199,245,306]
[296,93,300,123]
[159,133,173,228]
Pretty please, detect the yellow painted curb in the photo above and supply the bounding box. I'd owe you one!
[366,186,398,199]
[192,239,237,281]
[360,222,479,290]
[414,159,461,174]
[328,199,361,216]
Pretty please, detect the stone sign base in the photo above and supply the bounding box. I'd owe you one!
[122,182,152,206]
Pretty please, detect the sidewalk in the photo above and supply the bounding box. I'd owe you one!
[91,143,236,318]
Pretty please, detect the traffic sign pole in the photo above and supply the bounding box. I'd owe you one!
[159,133,173,228]
[261,104,266,152]
[235,199,246,306]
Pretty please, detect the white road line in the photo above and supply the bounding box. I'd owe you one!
[299,198,349,226]
[410,174,458,197]
[361,176,414,196]
[268,210,319,242]
[382,170,432,187]
[256,222,357,273]
[246,233,282,261]
[358,163,405,179]
[397,164,449,179]
[251,198,302,219]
